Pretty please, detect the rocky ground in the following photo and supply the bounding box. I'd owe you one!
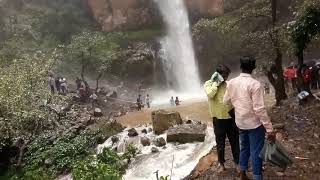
[186,93,320,180]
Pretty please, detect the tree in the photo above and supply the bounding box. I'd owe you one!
[289,1,320,92]
[193,0,289,104]
[266,0,287,105]
[66,31,122,94]
[0,50,60,166]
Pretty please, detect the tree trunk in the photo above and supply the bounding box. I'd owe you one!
[268,0,287,104]
[16,140,29,168]
[267,61,287,105]
[296,50,304,92]
[96,72,103,91]
[80,52,91,98]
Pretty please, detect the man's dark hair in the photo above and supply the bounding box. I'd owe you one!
[240,56,256,74]
[216,64,231,75]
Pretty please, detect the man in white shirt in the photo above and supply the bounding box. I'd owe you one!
[90,92,98,108]
[224,57,275,180]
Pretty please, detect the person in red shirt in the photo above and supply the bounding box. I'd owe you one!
[79,85,86,102]
[301,65,311,92]
[284,66,297,92]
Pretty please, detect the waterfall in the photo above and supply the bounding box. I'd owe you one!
[155,0,201,94]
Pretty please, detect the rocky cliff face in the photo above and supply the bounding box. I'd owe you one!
[87,0,223,31]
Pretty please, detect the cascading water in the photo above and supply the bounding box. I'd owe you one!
[152,0,203,104]
[100,125,215,180]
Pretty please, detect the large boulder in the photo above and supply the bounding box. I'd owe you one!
[125,42,155,79]
[167,124,207,143]
[151,110,183,135]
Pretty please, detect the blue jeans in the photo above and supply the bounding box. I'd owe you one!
[239,125,265,180]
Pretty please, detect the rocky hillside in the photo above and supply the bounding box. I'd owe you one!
[87,0,224,31]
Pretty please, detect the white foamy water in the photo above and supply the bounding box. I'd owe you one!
[96,124,215,180]
[154,0,202,96]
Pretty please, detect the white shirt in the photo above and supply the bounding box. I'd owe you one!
[224,73,273,132]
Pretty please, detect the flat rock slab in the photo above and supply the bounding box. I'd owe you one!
[167,124,207,144]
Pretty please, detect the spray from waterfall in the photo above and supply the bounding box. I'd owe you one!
[153,0,202,103]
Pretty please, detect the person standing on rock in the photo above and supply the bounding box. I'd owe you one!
[204,64,240,173]
[223,57,275,180]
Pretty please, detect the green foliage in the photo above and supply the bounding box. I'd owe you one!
[16,130,101,179]
[121,144,138,161]
[98,122,124,141]
[160,176,169,180]
[65,31,124,77]
[0,50,59,147]
[193,17,239,37]
[122,30,163,42]
[72,145,137,180]
[35,0,92,43]
[289,5,320,54]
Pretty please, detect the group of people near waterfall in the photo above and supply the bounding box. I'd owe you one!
[136,94,152,111]
[205,57,275,180]
[48,74,68,95]
[170,96,181,106]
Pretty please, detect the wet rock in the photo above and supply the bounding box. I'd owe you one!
[151,110,183,135]
[112,146,118,152]
[167,124,207,143]
[154,137,166,147]
[141,129,147,134]
[186,120,192,124]
[120,159,129,167]
[82,117,95,126]
[111,136,120,144]
[128,128,138,137]
[106,91,117,98]
[93,108,103,117]
[151,147,159,153]
[140,137,151,146]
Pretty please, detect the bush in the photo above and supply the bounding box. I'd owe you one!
[18,130,101,179]
[72,145,137,180]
